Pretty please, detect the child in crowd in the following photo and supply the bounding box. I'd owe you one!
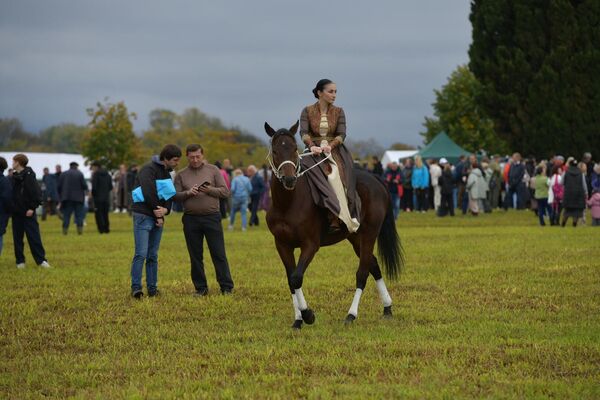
[587,188,600,226]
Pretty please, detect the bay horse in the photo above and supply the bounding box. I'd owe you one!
[264,121,403,329]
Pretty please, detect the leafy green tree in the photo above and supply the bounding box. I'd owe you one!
[469,0,600,157]
[37,123,86,153]
[149,109,178,133]
[421,65,508,154]
[82,100,138,170]
[0,118,37,150]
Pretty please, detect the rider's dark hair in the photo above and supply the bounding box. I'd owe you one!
[312,79,333,99]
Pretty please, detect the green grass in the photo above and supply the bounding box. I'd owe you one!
[1,210,599,399]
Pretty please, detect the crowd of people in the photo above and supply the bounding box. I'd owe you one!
[374,151,599,227]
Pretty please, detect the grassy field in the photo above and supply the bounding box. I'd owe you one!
[1,209,599,399]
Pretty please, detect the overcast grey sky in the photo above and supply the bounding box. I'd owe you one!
[0,1,471,147]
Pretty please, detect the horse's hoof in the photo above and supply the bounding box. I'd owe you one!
[383,306,393,319]
[301,308,315,325]
[344,314,356,325]
[291,320,303,330]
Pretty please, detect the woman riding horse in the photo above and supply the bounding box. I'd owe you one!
[300,79,360,233]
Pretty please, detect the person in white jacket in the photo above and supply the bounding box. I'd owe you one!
[429,159,442,211]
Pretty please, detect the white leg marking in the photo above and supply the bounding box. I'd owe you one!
[291,293,302,320]
[376,278,392,307]
[295,288,308,311]
[347,288,363,317]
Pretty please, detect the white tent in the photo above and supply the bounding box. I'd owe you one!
[0,152,92,179]
[381,150,418,166]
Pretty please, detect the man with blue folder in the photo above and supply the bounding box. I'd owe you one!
[129,144,181,299]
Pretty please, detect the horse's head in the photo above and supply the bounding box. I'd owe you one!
[265,120,300,190]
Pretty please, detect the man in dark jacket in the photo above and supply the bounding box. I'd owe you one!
[10,154,50,269]
[130,144,181,298]
[562,159,587,227]
[504,153,526,210]
[437,158,455,217]
[41,167,59,221]
[58,161,88,235]
[91,161,113,234]
[0,157,13,256]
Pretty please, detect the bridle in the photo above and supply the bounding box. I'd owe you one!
[266,133,332,184]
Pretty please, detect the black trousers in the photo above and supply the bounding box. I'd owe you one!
[94,200,110,233]
[415,188,428,211]
[12,213,46,265]
[438,193,455,216]
[401,188,414,210]
[182,213,234,292]
[249,194,261,226]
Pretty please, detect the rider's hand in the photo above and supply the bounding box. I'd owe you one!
[310,146,323,155]
[321,145,332,154]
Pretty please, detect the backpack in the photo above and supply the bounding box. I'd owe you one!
[552,176,564,202]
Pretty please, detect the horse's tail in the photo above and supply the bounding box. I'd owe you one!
[377,195,403,280]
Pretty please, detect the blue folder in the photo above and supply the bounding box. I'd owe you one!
[132,179,176,203]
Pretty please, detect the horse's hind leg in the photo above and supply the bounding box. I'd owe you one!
[368,256,393,319]
[345,236,374,324]
[275,241,303,329]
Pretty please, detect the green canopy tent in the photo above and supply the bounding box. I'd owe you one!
[416,132,471,165]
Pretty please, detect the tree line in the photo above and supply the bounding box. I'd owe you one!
[422,0,600,159]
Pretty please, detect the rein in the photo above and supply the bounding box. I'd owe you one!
[266,147,332,182]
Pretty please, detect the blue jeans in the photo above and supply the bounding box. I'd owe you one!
[61,200,85,229]
[230,197,248,228]
[537,198,552,226]
[130,213,163,293]
[390,193,400,220]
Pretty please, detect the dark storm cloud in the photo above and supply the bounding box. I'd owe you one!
[0,0,471,147]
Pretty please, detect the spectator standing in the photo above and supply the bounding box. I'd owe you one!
[411,155,430,213]
[259,164,272,212]
[582,152,594,196]
[488,156,502,209]
[41,167,59,221]
[0,157,12,256]
[228,168,252,231]
[130,144,181,298]
[429,159,442,212]
[454,155,467,211]
[10,154,50,269]
[173,144,233,296]
[591,163,600,193]
[533,164,552,226]
[561,159,586,227]
[504,153,526,210]
[587,188,600,226]
[58,162,88,235]
[91,161,113,234]
[214,161,230,219]
[113,164,129,213]
[248,165,265,226]
[371,156,384,177]
[548,165,564,226]
[466,162,487,216]
[437,159,454,217]
[385,162,402,220]
[401,158,413,211]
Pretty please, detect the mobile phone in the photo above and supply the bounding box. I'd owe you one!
[200,181,210,187]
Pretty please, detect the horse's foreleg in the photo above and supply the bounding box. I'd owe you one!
[289,243,318,325]
[275,240,303,329]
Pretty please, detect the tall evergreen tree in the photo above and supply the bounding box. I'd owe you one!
[469,0,600,158]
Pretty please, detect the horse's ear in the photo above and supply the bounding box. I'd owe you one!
[289,120,299,135]
[264,122,277,137]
